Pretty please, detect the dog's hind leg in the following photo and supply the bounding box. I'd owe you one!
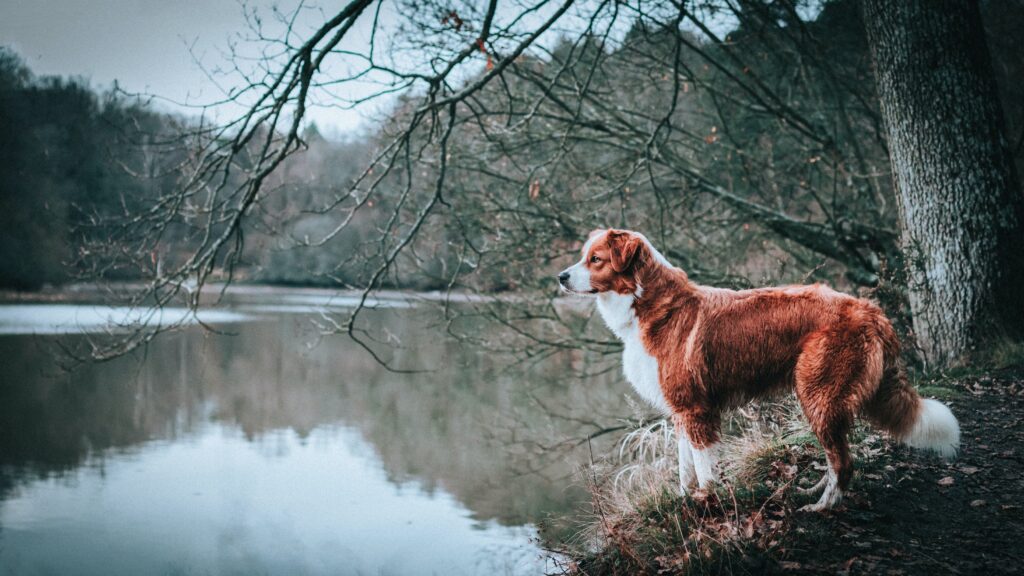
[796,455,831,496]
[800,446,846,512]
[794,324,881,512]
[797,397,854,511]
[798,450,847,508]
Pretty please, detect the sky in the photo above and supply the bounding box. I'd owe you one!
[0,0,713,139]
[0,0,387,137]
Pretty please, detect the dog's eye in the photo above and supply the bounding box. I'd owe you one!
[590,255,601,264]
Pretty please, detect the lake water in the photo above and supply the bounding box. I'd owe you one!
[0,294,626,575]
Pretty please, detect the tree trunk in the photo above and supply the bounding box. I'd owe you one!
[862,0,1024,369]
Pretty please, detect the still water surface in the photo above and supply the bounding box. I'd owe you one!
[0,295,623,575]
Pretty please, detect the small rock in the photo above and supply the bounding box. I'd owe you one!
[970,499,986,507]
[937,476,955,486]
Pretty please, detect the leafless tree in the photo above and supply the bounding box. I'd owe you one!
[79,0,1021,373]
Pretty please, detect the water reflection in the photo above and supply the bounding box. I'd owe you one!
[0,303,253,334]
[2,426,538,575]
[0,304,625,575]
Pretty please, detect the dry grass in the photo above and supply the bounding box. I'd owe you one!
[549,399,894,575]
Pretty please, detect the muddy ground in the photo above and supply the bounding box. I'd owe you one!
[778,371,1024,575]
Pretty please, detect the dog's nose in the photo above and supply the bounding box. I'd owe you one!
[558,271,570,285]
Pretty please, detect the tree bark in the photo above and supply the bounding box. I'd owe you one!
[862,0,1024,368]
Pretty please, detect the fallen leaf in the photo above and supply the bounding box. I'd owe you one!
[961,466,980,475]
[970,499,986,507]
[937,476,954,486]
[528,180,540,200]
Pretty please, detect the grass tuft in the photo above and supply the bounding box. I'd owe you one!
[550,401,815,575]
[915,384,963,401]
[983,337,1024,370]
[548,398,902,575]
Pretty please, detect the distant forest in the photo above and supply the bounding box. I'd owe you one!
[0,47,395,290]
[2,0,1023,296]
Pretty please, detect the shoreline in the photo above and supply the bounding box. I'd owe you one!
[0,281,508,306]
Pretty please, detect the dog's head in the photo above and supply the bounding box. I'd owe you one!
[558,229,651,295]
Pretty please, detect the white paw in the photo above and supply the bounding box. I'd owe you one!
[799,486,842,512]
[795,474,829,496]
[679,476,697,496]
[692,443,720,489]
[798,502,828,513]
[696,476,720,491]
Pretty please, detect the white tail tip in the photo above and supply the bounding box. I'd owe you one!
[903,398,960,458]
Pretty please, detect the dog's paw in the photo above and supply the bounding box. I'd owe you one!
[799,486,843,512]
[795,474,828,496]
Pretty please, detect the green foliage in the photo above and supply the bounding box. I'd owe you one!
[915,384,964,401]
[982,338,1024,370]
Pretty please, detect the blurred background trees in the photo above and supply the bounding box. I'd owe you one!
[2,0,1022,368]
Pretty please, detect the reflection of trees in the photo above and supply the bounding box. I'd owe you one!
[0,308,628,533]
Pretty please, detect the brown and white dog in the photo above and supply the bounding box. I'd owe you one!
[558,229,960,511]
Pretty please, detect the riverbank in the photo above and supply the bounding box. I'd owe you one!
[0,282,502,306]
[551,366,1024,575]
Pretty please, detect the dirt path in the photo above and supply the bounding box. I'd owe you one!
[780,372,1024,575]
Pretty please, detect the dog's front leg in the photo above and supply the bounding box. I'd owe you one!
[672,414,697,494]
[691,443,719,489]
[675,411,721,490]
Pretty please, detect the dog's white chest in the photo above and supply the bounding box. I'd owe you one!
[597,293,673,414]
[621,335,671,413]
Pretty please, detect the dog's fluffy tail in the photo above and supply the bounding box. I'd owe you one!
[862,326,960,458]
[901,398,961,458]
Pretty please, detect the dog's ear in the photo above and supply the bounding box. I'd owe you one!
[608,230,644,273]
